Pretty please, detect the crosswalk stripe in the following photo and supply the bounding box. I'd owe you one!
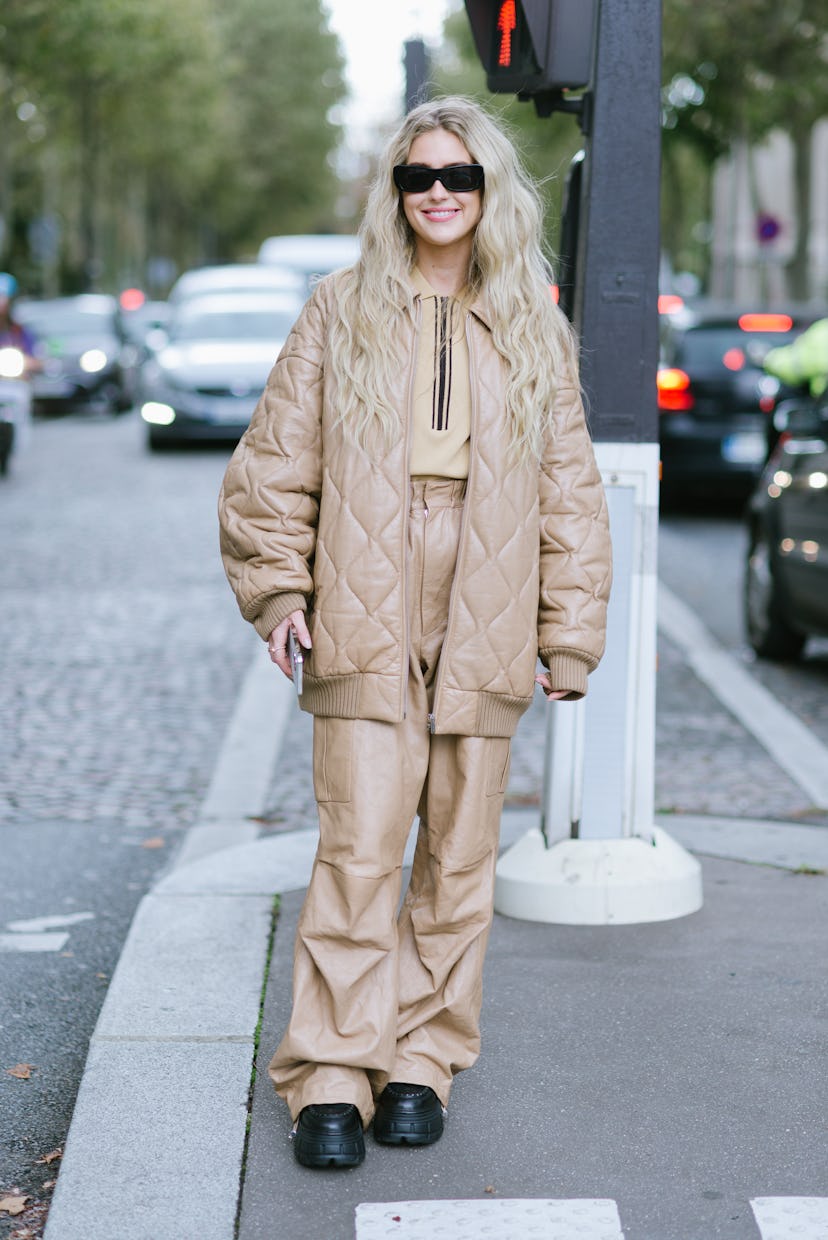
[355,1198,828,1239]
[355,1199,624,1240]
[0,932,70,953]
[752,1197,828,1239]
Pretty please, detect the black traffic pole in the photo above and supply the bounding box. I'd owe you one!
[495,0,703,924]
[572,0,661,446]
[404,39,430,112]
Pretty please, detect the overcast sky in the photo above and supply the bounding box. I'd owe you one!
[325,0,455,147]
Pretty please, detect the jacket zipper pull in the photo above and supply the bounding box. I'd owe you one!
[427,713,436,734]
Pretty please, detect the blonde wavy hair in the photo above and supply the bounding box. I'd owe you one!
[328,96,576,460]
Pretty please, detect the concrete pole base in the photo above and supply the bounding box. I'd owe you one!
[494,825,703,925]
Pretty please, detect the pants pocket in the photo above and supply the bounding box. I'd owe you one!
[485,737,511,797]
[312,717,353,803]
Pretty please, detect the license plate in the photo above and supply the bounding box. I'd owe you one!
[34,378,75,398]
[721,431,766,464]
[200,396,253,424]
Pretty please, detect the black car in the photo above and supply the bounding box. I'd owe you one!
[657,303,824,501]
[744,400,828,660]
[15,294,133,414]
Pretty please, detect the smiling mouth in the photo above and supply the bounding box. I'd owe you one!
[424,209,459,220]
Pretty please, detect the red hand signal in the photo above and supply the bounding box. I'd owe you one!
[497,0,517,67]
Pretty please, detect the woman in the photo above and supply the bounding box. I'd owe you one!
[219,96,611,1169]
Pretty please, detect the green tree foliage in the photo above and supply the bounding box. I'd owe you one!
[0,0,346,292]
[661,0,828,295]
[431,7,584,270]
[209,0,346,251]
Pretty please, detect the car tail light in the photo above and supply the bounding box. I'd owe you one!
[738,313,793,332]
[657,367,694,411]
[722,347,745,371]
[658,294,684,315]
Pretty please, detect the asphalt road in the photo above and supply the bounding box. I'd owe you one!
[1,413,826,1235]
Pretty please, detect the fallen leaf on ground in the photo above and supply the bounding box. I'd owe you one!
[141,837,165,849]
[0,1194,29,1216]
[43,1179,57,1191]
[5,1064,34,1080]
[35,1149,62,1166]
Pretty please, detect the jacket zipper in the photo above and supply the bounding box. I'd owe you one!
[427,311,477,735]
[401,300,421,722]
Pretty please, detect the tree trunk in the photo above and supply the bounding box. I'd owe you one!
[787,125,812,301]
[78,82,101,291]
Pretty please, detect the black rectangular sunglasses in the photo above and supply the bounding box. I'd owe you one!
[393,164,485,194]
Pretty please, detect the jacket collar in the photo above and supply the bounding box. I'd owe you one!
[409,266,493,332]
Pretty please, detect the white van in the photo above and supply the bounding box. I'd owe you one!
[257,234,360,291]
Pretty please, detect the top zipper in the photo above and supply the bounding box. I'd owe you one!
[427,311,477,736]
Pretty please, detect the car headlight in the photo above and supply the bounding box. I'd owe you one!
[141,401,176,426]
[0,347,25,379]
[80,348,109,374]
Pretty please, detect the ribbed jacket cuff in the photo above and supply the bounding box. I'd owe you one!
[541,653,589,701]
[251,593,307,641]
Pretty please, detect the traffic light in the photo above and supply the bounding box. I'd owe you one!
[464,0,597,95]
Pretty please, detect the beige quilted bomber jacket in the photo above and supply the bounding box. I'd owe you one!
[219,275,611,738]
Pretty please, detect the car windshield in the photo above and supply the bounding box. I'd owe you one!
[171,308,296,341]
[21,309,114,336]
[678,326,799,372]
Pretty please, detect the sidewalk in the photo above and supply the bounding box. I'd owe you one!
[42,615,828,1240]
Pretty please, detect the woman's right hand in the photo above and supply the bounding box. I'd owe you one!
[267,610,312,680]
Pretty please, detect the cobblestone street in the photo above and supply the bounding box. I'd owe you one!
[0,415,253,835]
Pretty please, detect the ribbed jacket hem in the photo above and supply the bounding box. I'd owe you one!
[474,692,533,737]
[251,593,307,641]
[298,674,532,738]
[300,673,363,718]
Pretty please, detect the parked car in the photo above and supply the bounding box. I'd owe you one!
[15,294,132,414]
[139,291,303,449]
[257,234,360,292]
[657,303,824,501]
[167,263,304,307]
[744,399,828,660]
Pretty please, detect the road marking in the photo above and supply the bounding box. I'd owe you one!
[354,1198,828,1240]
[752,1197,828,1238]
[7,912,94,933]
[355,1199,624,1240]
[658,583,828,809]
[0,932,70,953]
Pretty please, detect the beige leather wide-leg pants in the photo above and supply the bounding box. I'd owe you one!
[269,478,511,1126]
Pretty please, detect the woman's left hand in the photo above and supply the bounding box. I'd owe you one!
[535,673,570,701]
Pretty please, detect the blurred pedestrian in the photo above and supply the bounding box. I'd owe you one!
[763,317,828,400]
[0,273,39,370]
[0,273,38,472]
[218,96,612,1169]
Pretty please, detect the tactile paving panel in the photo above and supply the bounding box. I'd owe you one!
[751,1198,828,1239]
[355,1198,624,1240]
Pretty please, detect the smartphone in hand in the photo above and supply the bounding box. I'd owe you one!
[287,627,304,696]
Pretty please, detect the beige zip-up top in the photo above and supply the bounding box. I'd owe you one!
[219,273,611,738]
[409,266,471,479]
